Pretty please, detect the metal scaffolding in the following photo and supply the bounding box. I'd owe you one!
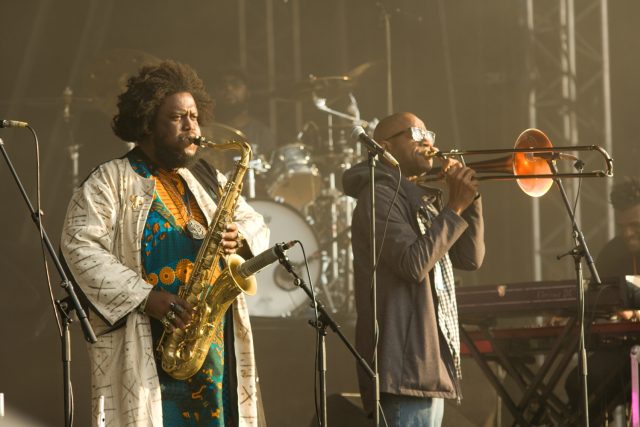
[525,0,614,280]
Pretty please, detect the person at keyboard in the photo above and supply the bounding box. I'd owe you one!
[564,176,640,423]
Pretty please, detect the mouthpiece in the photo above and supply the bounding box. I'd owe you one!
[189,135,208,146]
[422,149,443,159]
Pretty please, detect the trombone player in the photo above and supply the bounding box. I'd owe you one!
[343,112,485,426]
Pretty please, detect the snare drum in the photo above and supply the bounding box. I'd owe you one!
[267,143,323,210]
[246,199,321,317]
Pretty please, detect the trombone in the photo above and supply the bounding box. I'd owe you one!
[419,128,613,197]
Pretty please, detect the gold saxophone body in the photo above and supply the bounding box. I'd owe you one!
[157,134,257,380]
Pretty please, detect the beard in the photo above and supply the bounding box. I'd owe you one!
[153,137,198,169]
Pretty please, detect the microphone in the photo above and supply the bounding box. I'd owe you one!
[236,241,295,279]
[351,126,399,167]
[0,119,29,128]
[527,152,579,162]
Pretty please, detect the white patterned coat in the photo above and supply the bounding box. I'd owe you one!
[60,157,269,427]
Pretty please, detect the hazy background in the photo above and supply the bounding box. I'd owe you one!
[0,0,638,425]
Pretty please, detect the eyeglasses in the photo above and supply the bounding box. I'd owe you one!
[385,127,436,145]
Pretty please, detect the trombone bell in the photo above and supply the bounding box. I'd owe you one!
[513,129,554,197]
[420,128,613,198]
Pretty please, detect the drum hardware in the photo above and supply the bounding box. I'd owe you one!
[61,86,82,189]
[264,68,376,317]
[301,86,370,317]
[318,251,338,313]
[236,156,270,199]
[312,94,369,129]
[304,194,356,314]
[266,143,322,210]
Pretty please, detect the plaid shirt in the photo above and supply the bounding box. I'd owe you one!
[417,203,462,382]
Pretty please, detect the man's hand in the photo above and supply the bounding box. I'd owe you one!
[445,163,479,215]
[144,289,194,331]
[616,310,640,321]
[220,222,244,254]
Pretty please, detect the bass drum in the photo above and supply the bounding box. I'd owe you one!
[247,199,321,317]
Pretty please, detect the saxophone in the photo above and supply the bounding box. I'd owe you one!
[157,132,257,380]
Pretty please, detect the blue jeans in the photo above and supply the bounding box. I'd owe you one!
[379,393,444,427]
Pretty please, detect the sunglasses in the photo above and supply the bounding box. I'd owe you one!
[385,127,436,145]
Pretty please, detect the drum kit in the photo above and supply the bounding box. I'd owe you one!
[211,69,377,319]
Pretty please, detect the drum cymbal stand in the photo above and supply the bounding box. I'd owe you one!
[318,251,337,313]
[312,93,365,314]
[234,154,269,199]
[63,86,81,189]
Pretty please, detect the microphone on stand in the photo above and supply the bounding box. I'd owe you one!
[351,126,399,167]
[236,241,296,279]
[0,119,29,128]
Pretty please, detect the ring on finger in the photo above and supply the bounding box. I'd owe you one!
[166,310,177,322]
[171,303,185,314]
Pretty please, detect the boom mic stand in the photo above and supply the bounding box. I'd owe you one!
[0,137,97,427]
[549,160,601,427]
[276,245,374,427]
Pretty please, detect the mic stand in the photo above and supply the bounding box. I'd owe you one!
[277,250,375,427]
[549,160,600,427]
[0,138,97,427]
[365,150,381,426]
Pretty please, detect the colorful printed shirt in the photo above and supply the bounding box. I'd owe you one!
[130,153,231,426]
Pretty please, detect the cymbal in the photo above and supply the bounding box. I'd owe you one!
[196,122,249,173]
[347,61,378,80]
[200,122,248,143]
[276,61,378,102]
[85,48,161,116]
[290,75,355,100]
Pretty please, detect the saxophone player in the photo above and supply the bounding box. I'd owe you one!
[60,60,269,427]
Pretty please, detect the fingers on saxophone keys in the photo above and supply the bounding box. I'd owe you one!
[221,237,239,254]
[166,304,186,329]
[165,310,187,331]
[170,301,184,314]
